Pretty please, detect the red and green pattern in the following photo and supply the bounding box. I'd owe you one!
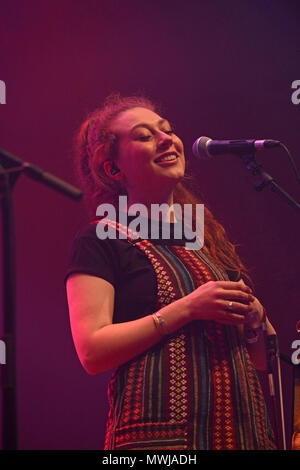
[96,219,276,450]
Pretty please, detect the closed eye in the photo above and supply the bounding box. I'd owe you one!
[136,129,174,141]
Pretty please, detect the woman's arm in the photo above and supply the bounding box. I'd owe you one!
[67,274,253,374]
[66,273,191,374]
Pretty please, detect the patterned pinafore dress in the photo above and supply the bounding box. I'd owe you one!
[99,220,276,450]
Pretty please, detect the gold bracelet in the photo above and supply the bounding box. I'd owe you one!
[152,312,170,336]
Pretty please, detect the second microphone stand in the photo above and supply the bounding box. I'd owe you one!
[0,147,82,450]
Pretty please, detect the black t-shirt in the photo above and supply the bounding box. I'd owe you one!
[65,216,240,324]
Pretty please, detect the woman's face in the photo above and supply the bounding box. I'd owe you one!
[109,107,185,203]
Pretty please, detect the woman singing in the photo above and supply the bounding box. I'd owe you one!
[65,94,276,450]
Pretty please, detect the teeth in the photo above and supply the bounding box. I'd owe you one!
[156,154,177,163]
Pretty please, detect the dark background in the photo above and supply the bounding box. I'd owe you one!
[0,0,299,450]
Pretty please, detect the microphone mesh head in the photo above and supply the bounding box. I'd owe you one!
[192,136,212,159]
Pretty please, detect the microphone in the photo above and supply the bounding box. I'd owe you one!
[192,136,281,159]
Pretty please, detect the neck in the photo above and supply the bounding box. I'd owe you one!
[126,191,177,222]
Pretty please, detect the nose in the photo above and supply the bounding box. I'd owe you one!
[156,131,172,149]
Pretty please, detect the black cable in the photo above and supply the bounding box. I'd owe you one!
[279,142,300,186]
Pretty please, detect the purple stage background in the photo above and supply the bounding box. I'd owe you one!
[1,0,299,450]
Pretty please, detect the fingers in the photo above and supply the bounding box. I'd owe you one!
[210,279,255,305]
[216,302,251,325]
[219,289,255,305]
[214,280,253,293]
[215,295,253,326]
[222,300,252,316]
[191,280,256,326]
[215,311,246,325]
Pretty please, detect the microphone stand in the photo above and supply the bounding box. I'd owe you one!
[0,147,82,450]
[279,351,300,450]
[238,152,300,213]
[237,151,300,450]
[266,334,286,449]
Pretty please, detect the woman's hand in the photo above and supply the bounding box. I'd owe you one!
[244,296,266,329]
[182,278,255,326]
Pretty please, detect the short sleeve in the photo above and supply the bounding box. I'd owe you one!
[64,224,118,287]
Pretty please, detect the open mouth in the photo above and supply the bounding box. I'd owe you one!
[154,154,179,165]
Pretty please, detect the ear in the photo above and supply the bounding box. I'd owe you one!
[94,144,107,167]
[103,160,123,181]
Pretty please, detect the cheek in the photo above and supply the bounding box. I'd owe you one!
[175,136,184,154]
[118,152,152,181]
[174,137,185,167]
[119,144,153,172]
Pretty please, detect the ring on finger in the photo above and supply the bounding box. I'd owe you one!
[227,301,234,311]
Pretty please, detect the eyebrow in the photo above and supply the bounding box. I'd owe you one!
[130,118,170,133]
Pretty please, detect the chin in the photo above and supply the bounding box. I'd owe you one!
[161,167,185,181]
